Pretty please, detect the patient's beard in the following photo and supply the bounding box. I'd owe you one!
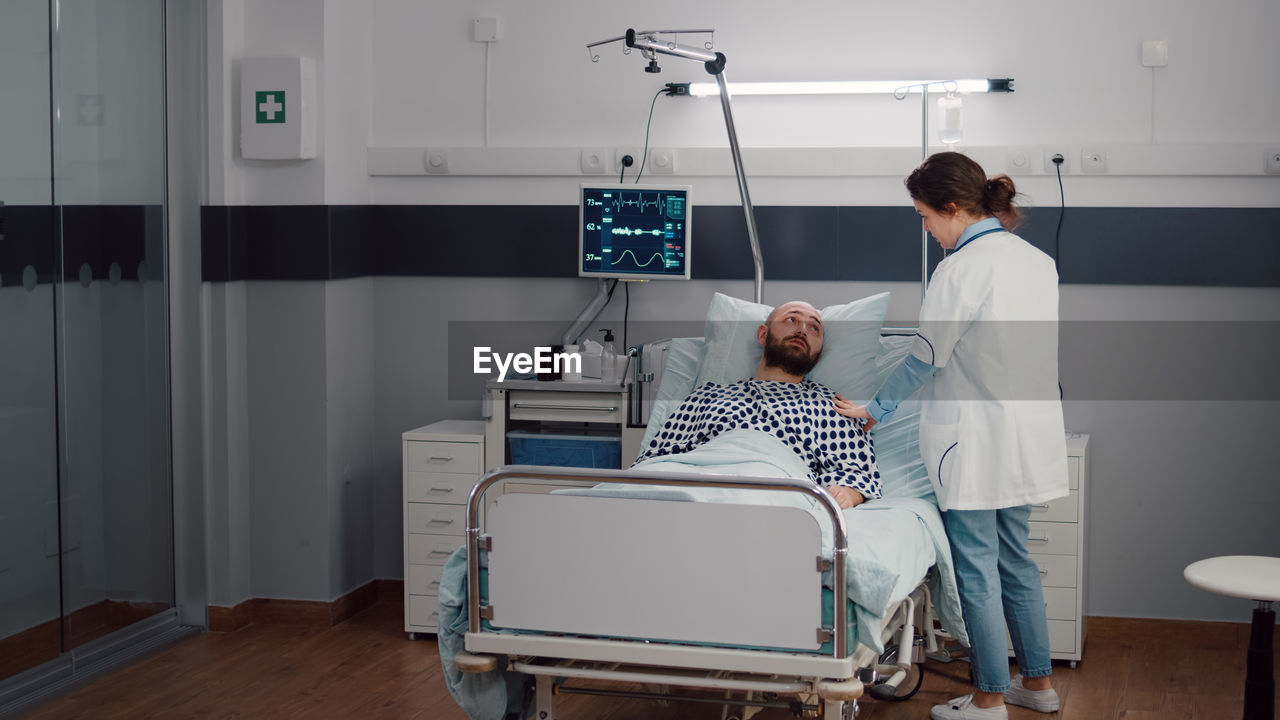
[762,332,821,377]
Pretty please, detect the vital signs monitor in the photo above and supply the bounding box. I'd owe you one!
[579,184,691,280]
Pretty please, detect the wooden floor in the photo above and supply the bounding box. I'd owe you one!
[19,602,1276,719]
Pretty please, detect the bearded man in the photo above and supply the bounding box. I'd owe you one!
[634,301,880,508]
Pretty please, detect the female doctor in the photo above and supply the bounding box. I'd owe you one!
[835,152,1068,720]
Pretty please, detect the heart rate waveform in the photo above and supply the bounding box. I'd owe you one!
[609,192,667,215]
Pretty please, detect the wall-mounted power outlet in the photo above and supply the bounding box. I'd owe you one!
[1044,150,1069,174]
[1081,148,1108,174]
[615,148,641,175]
[580,148,611,174]
[1005,147,1036,174]
[1265,147,1280,174]
[423,149,449,174]
[647,148,676,174]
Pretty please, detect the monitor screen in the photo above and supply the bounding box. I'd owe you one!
[579,184,691,280]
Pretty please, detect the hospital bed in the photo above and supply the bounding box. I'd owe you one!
[438,295,967,720]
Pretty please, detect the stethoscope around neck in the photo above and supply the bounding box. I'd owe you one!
[944,225,1004,257]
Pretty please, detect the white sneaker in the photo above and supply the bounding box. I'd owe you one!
[930,694,1009,720]
[1003,674,1060,712]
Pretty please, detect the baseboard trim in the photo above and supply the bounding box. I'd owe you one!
[208,579,405,633]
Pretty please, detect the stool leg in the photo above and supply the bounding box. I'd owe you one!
[1243,603,1274,720]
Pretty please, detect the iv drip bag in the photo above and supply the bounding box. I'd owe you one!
[938,93,963,145]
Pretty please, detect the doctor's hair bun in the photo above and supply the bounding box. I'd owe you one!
[907,152,1024,230]
[983,175,1024,230]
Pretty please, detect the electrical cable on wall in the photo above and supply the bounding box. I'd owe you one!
[483,42,492,147]
[634,87,665,183]
[623,282,630,357]
[1051,153,1066,402]
[1052,154,1065,271]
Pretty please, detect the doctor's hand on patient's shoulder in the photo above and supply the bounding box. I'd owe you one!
[832,394,877,433]
[828,486,866,510]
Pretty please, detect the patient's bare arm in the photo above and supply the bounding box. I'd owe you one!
[827,485,866,509]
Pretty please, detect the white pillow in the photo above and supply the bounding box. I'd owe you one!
[694,291,891,401]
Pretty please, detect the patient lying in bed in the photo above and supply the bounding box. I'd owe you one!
[634,301,881,508]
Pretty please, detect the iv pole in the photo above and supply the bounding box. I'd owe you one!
[894,80,956,299]
[595,29,765,304]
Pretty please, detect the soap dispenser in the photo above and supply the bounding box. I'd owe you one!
[600,329,618,384]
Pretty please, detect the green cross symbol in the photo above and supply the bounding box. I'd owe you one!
[255,91,286,124]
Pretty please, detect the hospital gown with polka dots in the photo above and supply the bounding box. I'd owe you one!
[635,379,882,501]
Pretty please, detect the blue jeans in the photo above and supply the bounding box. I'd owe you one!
[943,505,1053,694]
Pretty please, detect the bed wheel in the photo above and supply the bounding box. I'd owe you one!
[867,643,924,701]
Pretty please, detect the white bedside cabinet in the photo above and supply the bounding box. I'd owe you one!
[1010,432,1089,667]
[402,419,484,638]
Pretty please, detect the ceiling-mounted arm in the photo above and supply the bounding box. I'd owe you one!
[590,28,764,303]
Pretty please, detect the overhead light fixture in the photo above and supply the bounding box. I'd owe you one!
[687,78,1014,97]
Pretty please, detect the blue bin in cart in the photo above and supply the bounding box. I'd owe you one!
[506,430,621,469]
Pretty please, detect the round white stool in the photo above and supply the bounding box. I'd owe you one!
[1185,556,1280,720]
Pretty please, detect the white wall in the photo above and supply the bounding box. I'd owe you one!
[203,0,1280,622]
[364,0,1279,208]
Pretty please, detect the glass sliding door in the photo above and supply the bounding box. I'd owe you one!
[0,0,64,683]
[0,0,173,691]
[52,0,173,651]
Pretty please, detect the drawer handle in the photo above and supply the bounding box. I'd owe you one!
[428,518,455,525]
[429,486,455,493]
[1032,503,1050,510]
[1028,535,1049,543]
[428,455,455,462]
[1039,568,1048,575]
[429,580,440,589]
[512,403,618,412]
[429,549,453,556]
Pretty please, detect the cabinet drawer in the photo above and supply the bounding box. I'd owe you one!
[1047,619,1077,654]
[406,441,482,475]
[406,472,476,504]
[408,594,440,629]
[1032,553,1078,588]
[1026,521,1078,555]
[1029,491,1078,523]
[407,503,467,535]
[1043,587,1077,621]
[508,390,624,424]
[408,563,444,596]
[408,533,462,565]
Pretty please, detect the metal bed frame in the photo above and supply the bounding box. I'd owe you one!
[457,466,938,720]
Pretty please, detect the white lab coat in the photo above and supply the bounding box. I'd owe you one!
[912,230,1068,511]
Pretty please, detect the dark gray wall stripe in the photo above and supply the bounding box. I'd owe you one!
[197,204,1280,287]
[375,205,577,278]
[0,205,56,286]
[0,205,163,286]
